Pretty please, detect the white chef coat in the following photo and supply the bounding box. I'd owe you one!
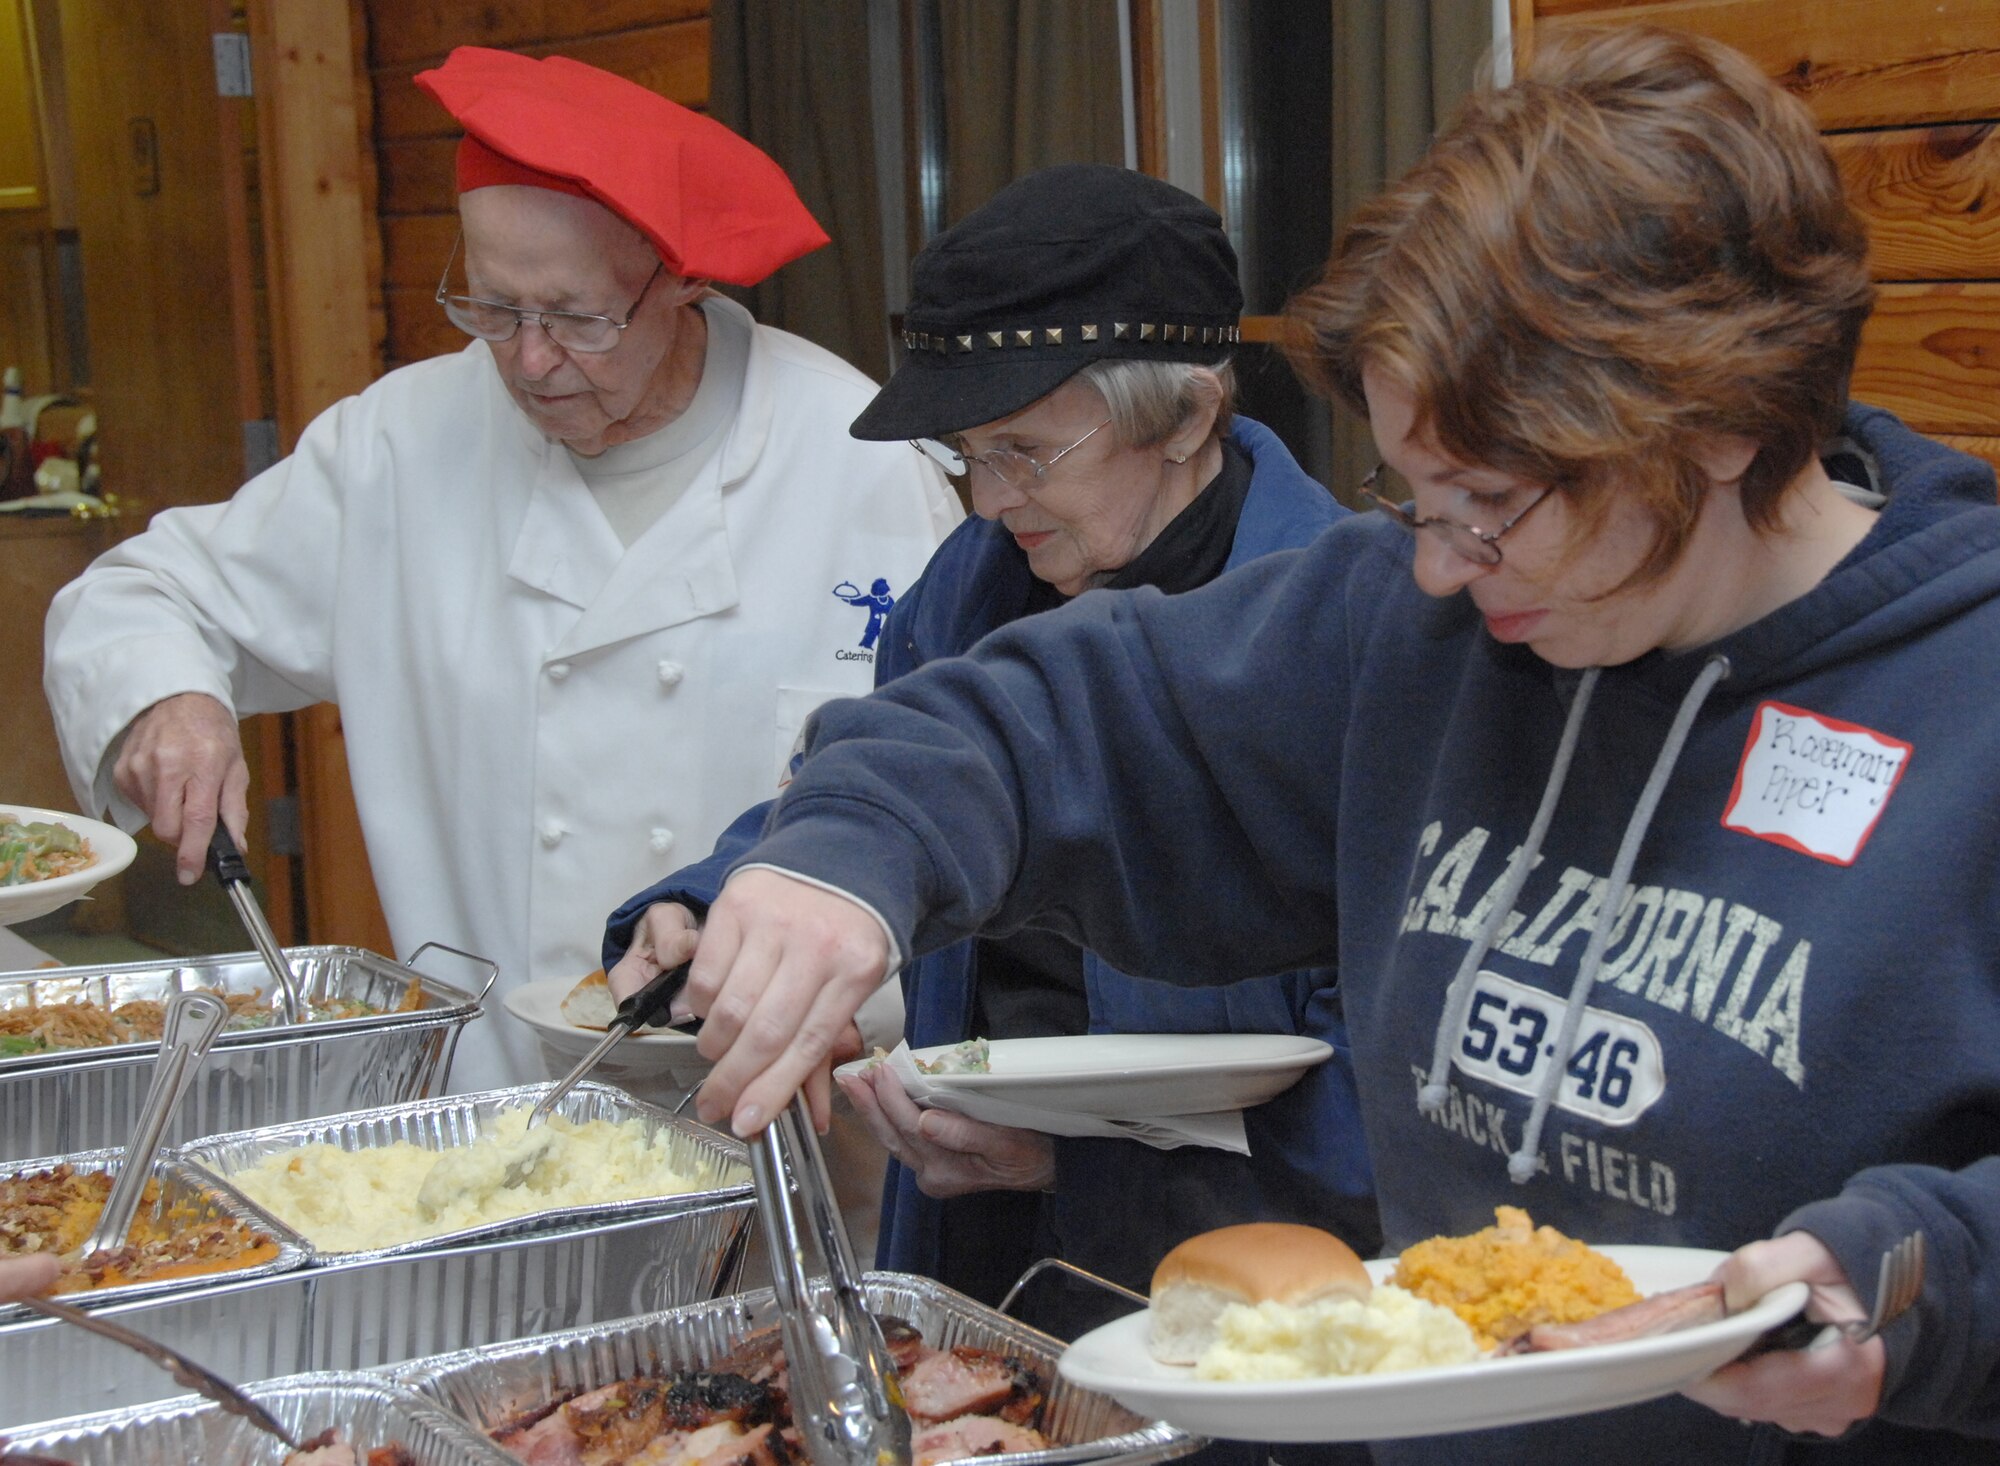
[44,298,960,1092]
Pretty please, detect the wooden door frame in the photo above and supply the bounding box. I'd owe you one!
[245,0,392,953]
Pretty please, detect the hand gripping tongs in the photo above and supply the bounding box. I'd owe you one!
[208,825,304,1023]
[752,1093,912,1466]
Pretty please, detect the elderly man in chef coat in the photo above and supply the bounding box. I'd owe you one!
[43,48,960,1092]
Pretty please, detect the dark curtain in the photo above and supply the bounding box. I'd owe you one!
[936,0,1126,227]
[1324,0,1493,500]
[710,0,893,380]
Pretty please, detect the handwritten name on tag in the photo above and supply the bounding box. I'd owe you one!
[1722,701,1910,865]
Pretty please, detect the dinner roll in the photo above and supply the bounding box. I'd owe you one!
[1147,1223,1372,1364]
[560,969,618,1029]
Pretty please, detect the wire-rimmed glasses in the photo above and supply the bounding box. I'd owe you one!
[1360,461,1554,566]
[434,233,664,353]
[910,419,1112,488]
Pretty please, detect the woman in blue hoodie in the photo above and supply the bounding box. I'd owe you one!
[665,24,2000,1464]
[604,166,1377,1358]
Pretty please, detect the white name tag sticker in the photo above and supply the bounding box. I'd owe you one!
[1722,700,1911,866]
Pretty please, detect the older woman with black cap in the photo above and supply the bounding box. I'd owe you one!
[604,164,1378,1342]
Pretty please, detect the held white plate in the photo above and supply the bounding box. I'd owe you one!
[1059,1247,1808,1443]
[886,1033,1333,1119]
[505,976,706,1054]
[505,977,712,1103]
[0,806,138,928]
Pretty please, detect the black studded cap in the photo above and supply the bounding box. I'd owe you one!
[849,163,1244,441]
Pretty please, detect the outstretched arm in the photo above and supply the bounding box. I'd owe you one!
[680,523,1392,1132]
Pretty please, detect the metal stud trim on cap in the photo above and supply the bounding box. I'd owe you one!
[903,323,1241,353]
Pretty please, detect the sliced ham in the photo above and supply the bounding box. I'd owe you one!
[899,1348,1042,1428]
[714,1329,786,1387]
[1500,1281,1729,1354]
[879,1317,927,1373]
[569,1378,673,1466]
[488,1319,1050,1466]
[912,1414,1048,1466]
[492,1398,585,1466]
[282,1430,359,1466]
[625,1419,743,1466]
[687,1420,793,1466]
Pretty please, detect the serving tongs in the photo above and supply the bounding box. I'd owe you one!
[752,1091,911,1466]
[17,1294,301,1450]
[81,988,230,1256]
[416,961,696,1216]
[533,959,698,1123]
[208,825,304,1023]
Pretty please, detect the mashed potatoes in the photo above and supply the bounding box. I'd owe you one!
[1195,1286,1479,1380]
[228,1109,711,1252]
[1391,1205,1638,1349]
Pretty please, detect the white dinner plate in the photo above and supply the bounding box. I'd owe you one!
[0,806,138,929]
[885,1033,1333,1119]
[1059,1247,1807,1443]
[503,977,711,1098]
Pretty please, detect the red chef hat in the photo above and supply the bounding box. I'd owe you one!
[415,46,829,286]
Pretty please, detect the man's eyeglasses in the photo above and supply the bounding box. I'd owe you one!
[435,233,664,353]
[910,420,1112,489]
[1359,462,1554,566]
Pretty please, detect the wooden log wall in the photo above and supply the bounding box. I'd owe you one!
[1518,0,2000,483]
[363,0,712,376]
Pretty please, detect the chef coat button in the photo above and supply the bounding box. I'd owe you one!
[656,660,684,688]
[649,828,674,854]
[539,820,565,848]
[547,662,571,682]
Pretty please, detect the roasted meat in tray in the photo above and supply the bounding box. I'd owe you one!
[488,1318,1050,1466]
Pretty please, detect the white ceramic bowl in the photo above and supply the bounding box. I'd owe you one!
[0,805,138,929]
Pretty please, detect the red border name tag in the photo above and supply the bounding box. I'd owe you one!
[1721,700,1911,866]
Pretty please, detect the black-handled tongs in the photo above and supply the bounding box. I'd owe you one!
[207,825,304,1023]
[526,961,697,1127]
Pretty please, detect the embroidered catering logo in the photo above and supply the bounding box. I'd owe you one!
[832,578,895,657]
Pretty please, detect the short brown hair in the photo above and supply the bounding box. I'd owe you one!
[1288,25,1874,582]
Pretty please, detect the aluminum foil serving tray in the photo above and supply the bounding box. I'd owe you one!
[0,1195,754,1421]
[0,942,495,1161]
[393,1271,1200,1466]
[177,1081,751,1262]
[6,1370,518,1465]
[0,1144,309,1323]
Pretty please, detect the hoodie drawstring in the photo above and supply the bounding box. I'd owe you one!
[1418,654,1733,1185]
[1419,666,1602,1118]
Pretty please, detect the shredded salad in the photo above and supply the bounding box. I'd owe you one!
[0,815,93,887]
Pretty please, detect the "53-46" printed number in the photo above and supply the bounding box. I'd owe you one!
[1453,970,1664,1125]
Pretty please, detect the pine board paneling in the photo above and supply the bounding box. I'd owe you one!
[368,0,708,68]
[372,19,709,143]
[1853,283,2000,436]
[384,283,467,368]
[1536,0,2000,130]
[1828,124,2000,283]
[377,135,457,216]
[382,211,458,289]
